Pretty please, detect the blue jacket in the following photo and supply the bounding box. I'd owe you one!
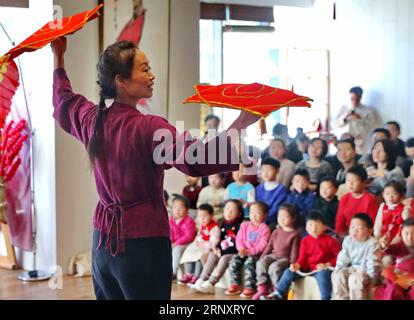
[256,183,289,225]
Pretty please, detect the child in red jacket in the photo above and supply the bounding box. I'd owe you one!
[335,165,379,239]
[266,211,341,300]
[375,218,414,300]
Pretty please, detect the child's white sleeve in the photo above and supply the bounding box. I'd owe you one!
[366,240,382,278]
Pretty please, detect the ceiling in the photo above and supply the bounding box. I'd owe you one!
[201,0,315,8]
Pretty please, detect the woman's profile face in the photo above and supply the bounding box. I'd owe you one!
[117,49,155,100]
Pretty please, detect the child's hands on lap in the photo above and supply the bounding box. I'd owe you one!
[290,263,301,272]
[213,247,221,257]
[239,248,248,257]
[316,263,330,271]
[379,235,391,249]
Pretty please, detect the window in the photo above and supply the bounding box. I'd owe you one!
[200,8,331,150]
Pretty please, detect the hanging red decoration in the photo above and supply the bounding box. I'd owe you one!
[0,56,20,129]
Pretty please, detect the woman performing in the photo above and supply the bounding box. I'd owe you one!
[51,37,259,300]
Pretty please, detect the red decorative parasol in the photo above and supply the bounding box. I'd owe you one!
[183,83,312,117]
[6,4,103,60]
[0,55,19,128]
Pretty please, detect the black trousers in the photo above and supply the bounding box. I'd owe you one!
[92,230,172,300]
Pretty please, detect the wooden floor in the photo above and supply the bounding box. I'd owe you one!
[0,269,242,300]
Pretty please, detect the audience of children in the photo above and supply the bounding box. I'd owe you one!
[255,158,289,228]
[312,176,339,232]
[197,174,227,221]
[179,204,220,286]
[284,169,315,228]
[332,213,381,300]
[265,212,341,300]
[169,196,197,280]
[224,202,271,298]
[253,204,301,300]
[167,118,414,300]
[224,168,255,219]
[192,200,244,294]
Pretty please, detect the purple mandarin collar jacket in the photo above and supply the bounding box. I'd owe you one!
[53,69,239,256]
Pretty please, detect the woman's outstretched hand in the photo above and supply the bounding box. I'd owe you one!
[227,110,261,134]
[51,37,67,69]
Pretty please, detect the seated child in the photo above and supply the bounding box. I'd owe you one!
[170,196,197,280]
[197,174,227,221]
[335,165,379,239]
[225,168,255,219]
[256,158,289,228]
[192,199,244,293]
[332,213,381,300]
[284,169,315,228]
[182,175,202,215]
[266,212,341,300]
[224,202,271,298]
[374,181,413,246]
[375,218,414,300]
[253,203,301,300]
[179,204,220,286]
[312,176,339,232]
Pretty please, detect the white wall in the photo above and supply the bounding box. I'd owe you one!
[203,0,315,8]
[330,0,414,140]
[273,0,414,140]
[53,0,100,273]
[104,0,200,195]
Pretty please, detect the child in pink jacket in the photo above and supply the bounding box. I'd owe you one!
[170,196,197,279]
[225,202,271,298]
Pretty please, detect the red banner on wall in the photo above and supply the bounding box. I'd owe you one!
[5,101,33,251]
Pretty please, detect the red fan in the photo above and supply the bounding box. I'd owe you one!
[183,83,312,117]
[0,55,19,128]
[6,4,103,60]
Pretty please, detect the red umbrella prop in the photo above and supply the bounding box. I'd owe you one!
[0,55,19,128]
[183,83,312,117]
[6,4,103,60]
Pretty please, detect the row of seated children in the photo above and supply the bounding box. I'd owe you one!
[169,192,414,300]
[169,159,413,298]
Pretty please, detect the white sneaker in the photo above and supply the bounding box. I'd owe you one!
[198,281,215,294]
[191,278,205,291]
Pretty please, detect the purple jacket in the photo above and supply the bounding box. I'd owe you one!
[53,69,239,256]
[169,215,197,246]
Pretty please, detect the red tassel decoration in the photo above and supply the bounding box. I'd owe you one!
[4,158,21,182]
[0,119,27,182]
